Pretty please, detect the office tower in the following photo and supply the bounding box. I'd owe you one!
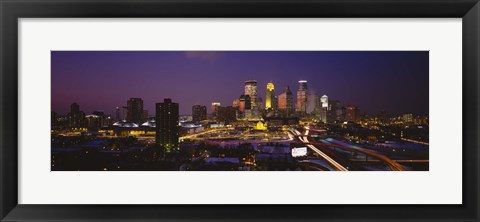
[319,95,329,123]
[192,105,207,122]
[156,98,179,153]
[239,94,251,112]
[278,93,286,110]
[143,110,149,120]
[320,95,328,108]
[277,86,294,117]
[232,99,240,109]
[244,80,258,108]
[265,82,275,109]
[273,96,278,111]
[345,105,360,122]
[127,98,144,124]
[286,86,294,116]
[210,102,221,120]
[328,100,341,122]
[296,80,308,114]
[256,97,263,110]
[217,106,237,124]
[69,102,85,128]
[85,114,102,128]
[114,107,121,121]
[211,102,221,113]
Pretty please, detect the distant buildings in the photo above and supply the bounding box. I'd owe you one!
[127,98,144,124]
[328,100,342,122]
[345,105,360,122]
[69,102,85,128]
[217,106,237,124]
[192,105,207,122]
[113,106,129,122]
[156,98,179,153]
[296,80,308,114]
[403,113,413,123]
[210,102,221,120]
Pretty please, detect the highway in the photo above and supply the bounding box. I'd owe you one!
[290,127,406,171]
[289,128,348,171]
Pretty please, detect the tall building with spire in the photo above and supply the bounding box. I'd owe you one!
[265,82,275,110]
[296,80,308,114]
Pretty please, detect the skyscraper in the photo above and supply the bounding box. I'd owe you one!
[217,106,237,124]
[296,80,308,114]
[319,95,329,123]
[69,102,85,128]
[192,105,207,122]
[127,98,144,124]
[211,102,221,113]
[211,102,221,120]
[278,86,294,117]
[265,82,275,110]
[156,98,179,153]
[328,100,341,122]
[244,80,258,108]
[345,105,360,122]
[239,94,251,112]
[286,86,294,116]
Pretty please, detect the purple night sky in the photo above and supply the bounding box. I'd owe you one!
[51,51,428,116]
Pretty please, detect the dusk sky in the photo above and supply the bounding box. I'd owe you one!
[51,51,428,116]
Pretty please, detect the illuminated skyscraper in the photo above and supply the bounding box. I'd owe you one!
[156,98,179,153]
[278,86,294,117]
[319,95,329,123]
[211,102,221,113]
[192,105,207,122]
[403,113,413,123]
[265,82,275,109]
[320,95,328,108]
[296,80,308,114]
[232,99,240,109]
[244,80,258,108]
[127,98,144,124]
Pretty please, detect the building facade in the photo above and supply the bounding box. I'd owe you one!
[244,80,258,108]
[345,105,360,122]
[296,80,308,114]
[69,102,85,128]
[192,105,207,122]
[127,98,144,124]
[265,82,275,110]
[156,98,180,153]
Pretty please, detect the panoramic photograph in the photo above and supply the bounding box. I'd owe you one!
[51,51,429,171]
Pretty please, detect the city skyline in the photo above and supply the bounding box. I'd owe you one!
[51,51,429,116]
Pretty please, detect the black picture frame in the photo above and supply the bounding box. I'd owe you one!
[1,0,479,221]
